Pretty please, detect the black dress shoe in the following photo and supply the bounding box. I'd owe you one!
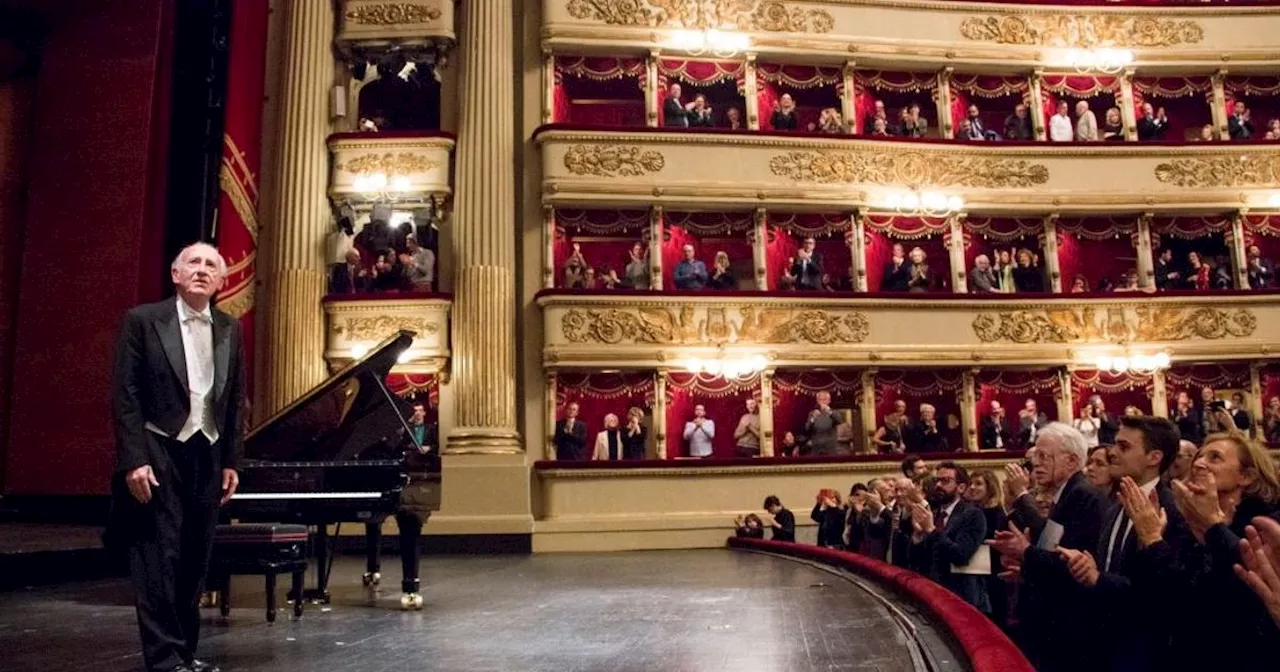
[168,666,194,672]
[190,660,220,672]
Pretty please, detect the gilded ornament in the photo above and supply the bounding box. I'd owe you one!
[959,15,1203,48]
[565,0,834,33]
[563,144,666,177]
[345,2,441,25]
[339,152,439,176]
[561,306,869,344]
[339,316,439,341]
[973,307,1255,344]
[1153,156,1280,189]
[769,150,1048,189]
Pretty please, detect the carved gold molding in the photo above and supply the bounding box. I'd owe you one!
[972,306,1257,344]
[564,0,835,33]
[337,315,441,341]
[344,2,441,25]
[564,144,666,177]
[1154,156,1280,189]
[561,306,870,345]
[768,150,1049,189]
[338,152,439,176]
[959,15,1204,48]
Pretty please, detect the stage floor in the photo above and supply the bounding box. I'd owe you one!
[0,549,923,672]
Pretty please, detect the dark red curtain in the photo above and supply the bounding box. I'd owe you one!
[1244,215,1280,273]
[1133,77,1212,142]
[974,370,1061,425]
[1166,363,1250,402]
[554,56,646,126]
[658,59,746,127]
[665,373,759,458]
[553,208,649,287]
[874,370,965,449]
[949,74,1029,138]
[1262,364,1280,406]
[555,372,655,446]
[756,63,842,132]
[854,70,938,136]
[1056,218,1138,291]
[384,374,439,423]
[772,370,864,446]
[864,216,951,292]
[1224,77,1280,134]
[663,211,754,289]
[1070,371,1153,416]
[1040,75,1119,132]
[1150,216,1233,284]
[765,213,851,290]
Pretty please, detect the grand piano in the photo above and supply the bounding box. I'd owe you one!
[225,330,441,605]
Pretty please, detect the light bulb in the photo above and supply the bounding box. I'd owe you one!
[948,196,965,211]
[1095,356,1112,371]
[1113,357,1129,372]
[391,176,412,192]
[1154,352,1171,368]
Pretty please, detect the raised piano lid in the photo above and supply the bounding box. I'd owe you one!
[244,329,419,463]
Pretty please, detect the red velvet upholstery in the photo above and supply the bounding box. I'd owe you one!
[533,450,1027,471]
[725,538,1035,672]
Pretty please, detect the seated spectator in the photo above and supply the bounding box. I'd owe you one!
[869,117,891,137]
[881,242,911,291]
[1196,123,1215,142]
[1075,100,1099,141]
[599,267,621,289]
[687,94,714,128]
[970,254,998,293]
[1229,101,1254,140]
[1101,106,1124,141]
[358,117,380,132]
[1137,103,1169,141]
[1247,244,1275,288]
[961,105,992,141]
[1266,119,1280,140]
[901,103,928,138]
[591,413,624,460]
[401,233,435,291]
[778,430,800,457]
[811,107,844,134]
[763,495,796,542]
[673,244,709,290]
[1188,250,1211,290]
[581,267,598,289]
[1113,268,1142,292]
[1012,248,1044,292]
[1069,274,1089,293]
[563,241,587,288]
[708,251,735,290]
[733,513,765,538]
[624,242,649,289]
[907,247,932,292]
[770,93,799,131]
[1049,101,1073,142]
[330,248,370,294]
[1004,103,1033,141]
[863,99,888,135]
[724,106,744,131]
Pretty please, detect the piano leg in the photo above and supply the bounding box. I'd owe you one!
[395,510,424,610]
[363,517,385,587]
[306,524,332,603]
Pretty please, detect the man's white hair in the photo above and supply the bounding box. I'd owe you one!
[1179,439,1197,452]
[171,242,227,276]
[919,403,936,414]
[1036,421,1088,470]
[975,254,989,264]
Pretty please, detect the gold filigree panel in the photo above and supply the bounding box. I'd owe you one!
[959,15,1203,48]
[564,0,834,33]
[768,150,1049,189]
[324,298,451,370]
[561,306,869,344]
[564,144,666,177]
[345,2,441,24]
[337,316,440,341]
[972,307,1256,344]
[338,152,439,176]
[1154,156,1280,189]
[328,135,454,200]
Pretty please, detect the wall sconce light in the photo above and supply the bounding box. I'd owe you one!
[683,353,768,378]
[884,189,964,218]
[667,29,750,59]
[1055,48,1134,75]
[1092,351,1170,374]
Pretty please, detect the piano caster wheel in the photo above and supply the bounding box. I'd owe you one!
[363,572,381,587]
[400,593,423,611]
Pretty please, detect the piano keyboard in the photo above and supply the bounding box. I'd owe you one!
[231,492,384,500]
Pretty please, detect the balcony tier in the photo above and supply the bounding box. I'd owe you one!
[543,0,1280,70]
[327,131,455,204]
[338,0,456,49]
[537,126,1280,212]
[536,289,1280,368]
[323,294,452,372]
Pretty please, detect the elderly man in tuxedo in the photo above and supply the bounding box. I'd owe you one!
[1018,398,1049,448]
[979,400,1012,450]
[110,243,246,672]
[554,402,588,461]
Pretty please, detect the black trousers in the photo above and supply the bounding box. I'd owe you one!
[125,433,220,672]
[365,510,424,594]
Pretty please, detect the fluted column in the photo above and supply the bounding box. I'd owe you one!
[744,54,760,131]
[860,369,878,454]
[759,369,775,457]
[1137,213,1155,290]
[1152,370,1169,418]
[948,214,967,293]
[752,208,768,290]
[1043,215,1062,293]
[450,0,520,452]
[654,371,669,458]
[1029,71,1047,141]
[1056,369,1075,423]
[961,370,978,452]
[260,1,334,417]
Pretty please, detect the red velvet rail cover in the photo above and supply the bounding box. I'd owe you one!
[727,538,1035,672]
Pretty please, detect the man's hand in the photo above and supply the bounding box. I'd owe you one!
[1234,520,1280,629]
[911,502,935,534]
[1119,476,1167,547]
[220,468,239,506]
[418,443,434,455]
[987,521,1032,562]
[1172,468,1226,544]
[126,465,160,504]
[1004,462,1031,500]
[1058,548,1100,587]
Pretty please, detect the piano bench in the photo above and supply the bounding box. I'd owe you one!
[210,523,310,623]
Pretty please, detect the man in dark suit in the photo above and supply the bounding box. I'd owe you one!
[1017,398,1049,449]
[860,478,896,561]
[662,83,691,128]
[788,237,824,291]
[1228,101,1253,140]
[990,422,1108,672]
[1247,244,1275,289]
[1058,416,1188,672]
[1153,248,1181,291]
[111,243,246,672]
[554,402,588,461]
[909,462,990,612]
[979,400,1011,450]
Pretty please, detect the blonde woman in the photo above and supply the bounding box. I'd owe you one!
[907,247,931,292]
[591,413,624,460]
[622,407,647,460]
[1102,107,1124,141]
[709,250,735,290]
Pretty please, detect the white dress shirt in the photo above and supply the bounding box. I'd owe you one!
[1103,476,1159,571]
[1049,113,1074,142]
[146,297,219,444]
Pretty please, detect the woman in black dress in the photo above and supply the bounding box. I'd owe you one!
[1011,248,1044,293]
[621,407,647,460]
[966,469,1008,625]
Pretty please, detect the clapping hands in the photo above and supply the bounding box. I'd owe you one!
[1118,476,1167,547]
[1234,517,1280,628]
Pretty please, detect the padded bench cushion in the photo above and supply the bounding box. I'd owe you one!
[215,523,309,545]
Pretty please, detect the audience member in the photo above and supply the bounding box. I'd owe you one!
[1018,399,1048,448]
[787,237,824,291]
[708,251,735,290]
[682,404,716,457]
[1075,101,1099,141]
[1049,101,1073,142]
[1011,248,1044,292]
[1101,107,1124,141]
[980,400,1012,451]
[673,244,708,290]
[805,391,845,456]
[662,83,691,128]
[812,488,847,547]
[967,469,1009,624]
[624,242,649,290]
[909,462,991,612]
[733,398,761,458]
[622,407,647,459]
[733,513,765,538]
[763,495,796,542]
[1137,103,1169,141]
[1085,444,1115,496]
[770,94,799,131]
[969,254,998,293]
[1004,103,1033,141]
[961,104,988,141]
[554,402,587,461]
[1075,402,1101,448]
[1229,101,1254,140]
[881,242,911,291]
[591,413,624,460]
[874,401,908,453]
[907,247,932,292]
[906,404,947,453]
[1247,244,1274,289]
[687,94,714,128]
[724,107,744,130]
